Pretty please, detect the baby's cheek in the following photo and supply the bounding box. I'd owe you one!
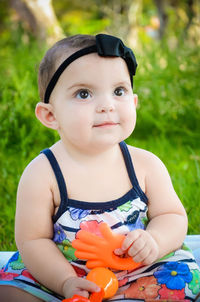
[122,107,136,129]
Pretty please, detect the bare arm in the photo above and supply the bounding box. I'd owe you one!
[15,155,99,298]
[145,151,188,257]
[116,148,187,265]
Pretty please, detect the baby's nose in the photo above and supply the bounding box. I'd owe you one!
[96,97,115,113]
[96,104,115,113]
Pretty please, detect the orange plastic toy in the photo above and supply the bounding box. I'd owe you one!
[62,268,117,302]
[86,267,118,299]
[72,222,141,271]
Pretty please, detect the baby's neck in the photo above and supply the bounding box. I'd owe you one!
[55,140,121,166]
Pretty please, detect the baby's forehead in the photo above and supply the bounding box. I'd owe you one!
[58,50,127,69]
[64,53,129,77]
[59,54,131,88]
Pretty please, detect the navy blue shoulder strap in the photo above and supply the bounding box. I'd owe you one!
[40,148,68,221]
[119,141,148,202]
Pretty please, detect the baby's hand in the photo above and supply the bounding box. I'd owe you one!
[62,276,100,299]
[115,229,159,265]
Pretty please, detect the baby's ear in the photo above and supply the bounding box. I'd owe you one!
[35,102,58,130]
[133,94,138,107]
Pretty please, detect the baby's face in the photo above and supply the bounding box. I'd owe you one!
[50,53,137,153]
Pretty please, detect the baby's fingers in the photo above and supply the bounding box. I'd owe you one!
[131,247,150,263]
[63,277,100,299]
[121,230,140,252]
[76,278,100,292]
[142,252,158,265]
[114,248,124,256]
[127,235,145,258]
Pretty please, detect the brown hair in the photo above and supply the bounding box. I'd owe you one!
[38,34,96,101]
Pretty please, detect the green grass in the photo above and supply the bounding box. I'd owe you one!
[0,30,199,250]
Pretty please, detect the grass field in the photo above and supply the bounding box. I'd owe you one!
[0,31,199,251]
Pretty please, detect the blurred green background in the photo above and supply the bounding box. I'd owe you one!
[0,0,199,250]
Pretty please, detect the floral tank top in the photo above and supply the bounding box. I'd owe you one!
[49,141,148,273]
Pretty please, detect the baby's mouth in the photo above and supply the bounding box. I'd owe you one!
[93,121,118,127]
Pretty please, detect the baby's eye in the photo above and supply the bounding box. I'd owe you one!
[76,89,91,100]
[114,87,126,96]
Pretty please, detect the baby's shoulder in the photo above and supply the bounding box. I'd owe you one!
[127,144,160,161]
[18,150,55,190]
[127,144,167,173]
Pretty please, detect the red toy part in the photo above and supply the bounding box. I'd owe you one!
[62,288,104,302]
[62,295,90,302]
[90,288,105,302]
[72,222,141,271]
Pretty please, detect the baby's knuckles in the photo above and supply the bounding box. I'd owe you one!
[142,252,158,265]
[127,229,159,265]
[132,246,150,263]
[62,277,89,299]
[129,236,145,255]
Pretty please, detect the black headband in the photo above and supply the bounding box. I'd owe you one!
[44,34,137,103]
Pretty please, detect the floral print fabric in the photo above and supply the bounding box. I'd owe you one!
[0,197,200,301]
